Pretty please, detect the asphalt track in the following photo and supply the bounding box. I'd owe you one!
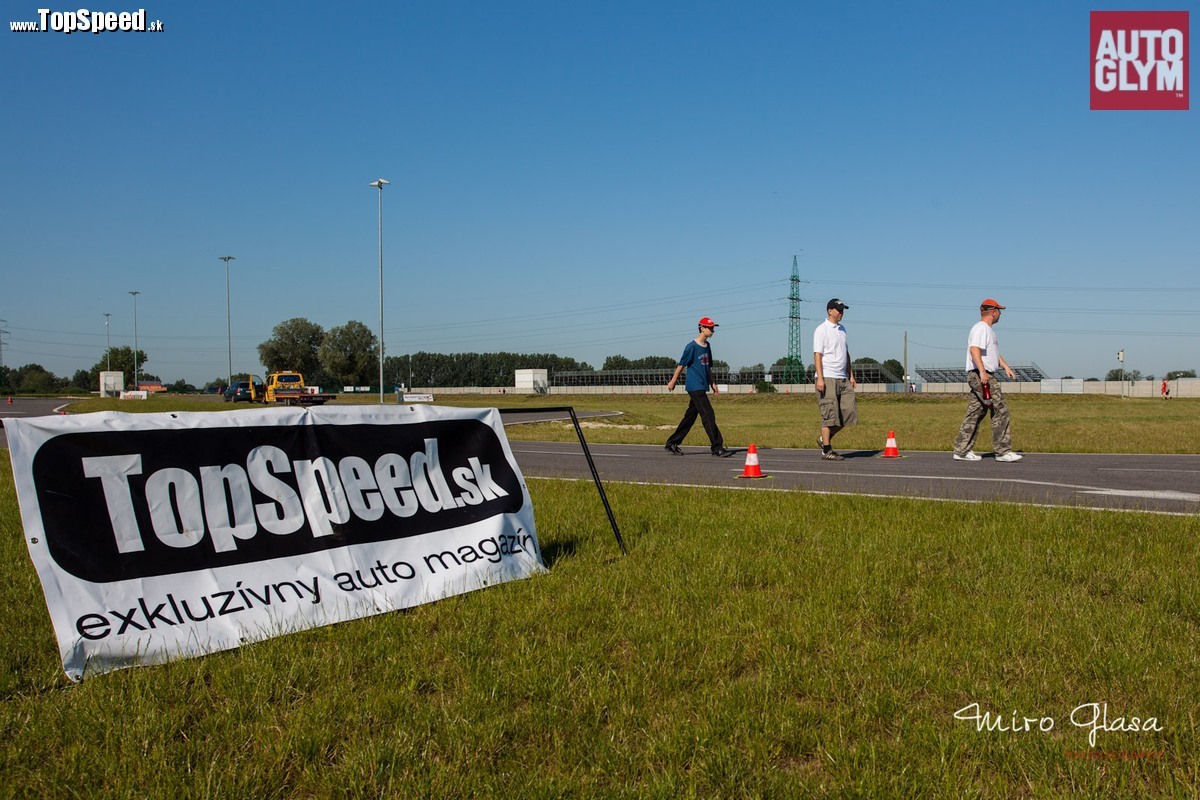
[3,399,1197,515]
[0,397,72,449]
[505,440,1200,516]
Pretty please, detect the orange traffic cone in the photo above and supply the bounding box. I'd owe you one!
[738,444,766,478]
[882,430,900,458]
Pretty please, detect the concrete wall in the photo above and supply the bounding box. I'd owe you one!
[413,384,917,396]
[100,371,124,398]
[926,379,1200,398]
[1078,379,1200,398]
[412,379,1200,398]
[514,369,549,392]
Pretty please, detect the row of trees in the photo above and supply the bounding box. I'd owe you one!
[1101,369,1197,382]
[0,360,197,394]
[3,315,1196,392]
[256,318,595,389]
[253,319,919,388]
[0,348,166,395]
[0,364,94,394]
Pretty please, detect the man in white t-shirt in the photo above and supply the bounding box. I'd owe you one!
[813,298,856,461]
[953,298,1022,462]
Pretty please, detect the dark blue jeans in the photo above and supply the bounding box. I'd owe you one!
[666,390,724,452]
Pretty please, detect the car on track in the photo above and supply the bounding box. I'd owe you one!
[223,380,263,402]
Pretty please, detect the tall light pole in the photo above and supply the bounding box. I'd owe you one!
[1117,348,1126,400]
[103,313,112,370]
[218,256,236,389]
[129,291,140,389]
[370,178,390,403]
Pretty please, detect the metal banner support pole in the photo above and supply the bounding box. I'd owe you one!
[500,406,626,556]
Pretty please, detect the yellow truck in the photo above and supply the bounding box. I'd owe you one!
[247,371,337,406]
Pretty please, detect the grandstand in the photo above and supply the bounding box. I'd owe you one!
[555,369,695,387]
[915,363,1048,383]
[846,362,902,384]
[553,368,754,387]
[552,362,905,387]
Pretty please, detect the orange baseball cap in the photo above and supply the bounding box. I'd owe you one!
[980,299,1005,310]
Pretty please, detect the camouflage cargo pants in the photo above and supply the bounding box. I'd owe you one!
[953,371,1013,456]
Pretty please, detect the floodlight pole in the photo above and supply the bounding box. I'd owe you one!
[1117,348,1125,399]
[219,256,236,389]
[370,179,390,403]
[129,291,140,389]
[103,313,112,370]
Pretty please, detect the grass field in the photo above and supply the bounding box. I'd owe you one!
[64,390,1200,453]
[2,394,1198,796]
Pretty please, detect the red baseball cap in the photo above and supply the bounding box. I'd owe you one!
[980,299,1005,310]
[698,317,719,328]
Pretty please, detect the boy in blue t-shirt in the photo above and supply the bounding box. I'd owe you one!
[665,317,735,457]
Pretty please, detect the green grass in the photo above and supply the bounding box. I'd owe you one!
[3,397,1199,795]
[62,392,1200,453]
[483,392,1200,454]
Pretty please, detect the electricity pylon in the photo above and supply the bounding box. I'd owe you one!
[783,255,806,383]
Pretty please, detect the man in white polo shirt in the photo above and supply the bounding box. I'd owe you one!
[953,298,1022,462]
[813,298,856,461]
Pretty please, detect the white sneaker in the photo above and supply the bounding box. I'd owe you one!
[995,451,1024,462]
[953,451,982,461]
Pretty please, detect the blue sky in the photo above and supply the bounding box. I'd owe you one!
[3,0,1196,386]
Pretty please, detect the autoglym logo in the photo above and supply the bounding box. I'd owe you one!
[1090,11,1189,110]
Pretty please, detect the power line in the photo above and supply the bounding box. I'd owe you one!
[805,279,1200,293]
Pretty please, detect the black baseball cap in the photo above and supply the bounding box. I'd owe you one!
[827,298,849,311]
